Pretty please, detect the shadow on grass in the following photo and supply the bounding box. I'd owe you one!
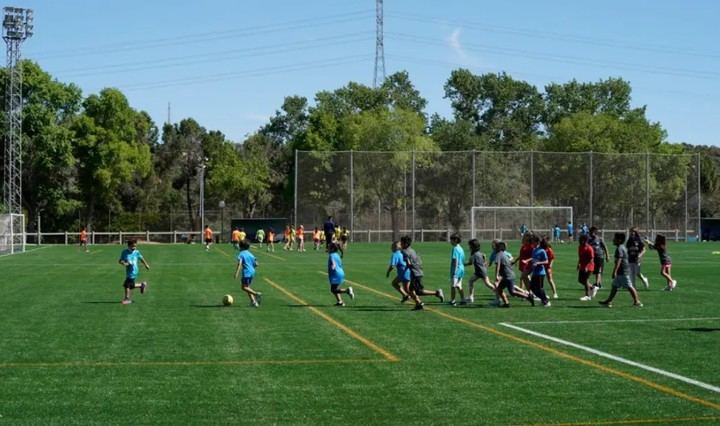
[676,327,720,332]
[191,304,228,308]
[82,301,121,304]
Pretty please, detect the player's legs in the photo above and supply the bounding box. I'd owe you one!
[661,264,675,289]
[530,275,549,305]
[546,269,558,298]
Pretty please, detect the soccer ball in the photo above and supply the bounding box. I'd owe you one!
[222,294,234,306]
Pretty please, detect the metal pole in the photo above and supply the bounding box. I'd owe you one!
[646,152,650,234]
[294,149,298,228]
[472,149,476,207]
[684,166,688,241]
[698,153,702,241]
[36,212,40,245]
[588,151,593,226]
[349,150,354,241]
[199,164,205,233]
[530,150,534,229]
[411,150,416,240]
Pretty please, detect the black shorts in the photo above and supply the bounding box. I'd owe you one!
[593,258,604,275]
[205,238,213,244]
[411,276,425,293]
[578,270,591,284]
[497,278,515,293]
[531,274,545,288]
[123,278,136,289]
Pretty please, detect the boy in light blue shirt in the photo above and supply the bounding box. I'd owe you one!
[118,239,150,305]
[386,241,410,303]
[328,243,354,306]
[234,240,262,307]
[449,233,466,306]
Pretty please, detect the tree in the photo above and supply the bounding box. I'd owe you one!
[0,61,82,230]
[543,78,633,127]
[72,88,153,228]
[444,69,543,150]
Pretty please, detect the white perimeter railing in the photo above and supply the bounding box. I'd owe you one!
[23,228,699,245]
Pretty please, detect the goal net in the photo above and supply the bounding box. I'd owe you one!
[470,206,573,241]
[0,213,26,256]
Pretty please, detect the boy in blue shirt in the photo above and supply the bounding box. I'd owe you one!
[567,221,575,242]
[328,242,354,306]
[118,239,150,305]
[386,241,410,303]
[530,235,551,307]
[449,233,466,306]
[234,240,262,307]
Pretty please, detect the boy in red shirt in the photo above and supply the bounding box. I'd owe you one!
[577,234,595,301]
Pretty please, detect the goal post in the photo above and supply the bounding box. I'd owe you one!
[0,213,26,255]
[470,206,573,241]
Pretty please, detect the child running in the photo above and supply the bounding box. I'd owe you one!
[645,234,677,291]
[514,232,535,290]
[578,234,595,301]
[448,233,466,306]
[266,228,276,252]
[545,239,559,299]
[234,240,262,307]
[598,232,643,308]
[494,241,534,308]
[626,227,649,289]
[296,225,306,252]
[386,241,410,302]
[255,228,265,249]
[203,225,213,251]
[588,226,609,298]
[79,227,89,252]
[400,235,444,310]
[327,242,354,306]
[231,227,241,250]
[118,239,150,305]
[465,238,497,304]
[313,227,321,250]
[529,236,551,307]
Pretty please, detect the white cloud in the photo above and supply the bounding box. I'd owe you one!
[447,28,481,67]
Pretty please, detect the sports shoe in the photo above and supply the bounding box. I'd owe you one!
[400,295,410,304]
[489,299,501,307]
[250,301,259,308]
[255,292,263,305]
[413,303,424,311]
[553,293,559,299]
[579,295,592,301]
[468,296,475,304]
[121,299,132,305]
[591,285,600,298]
[436,289,445,303]
[633,302,644,308]
[526,293,535,306]
[663,285,672,292]
[671,280,677,290]
[347,287,355,300]
[449,300,457,306]
[335,301,345,306]
[500,303,510,308]
[598,300,612,307]
[140,282,147,294]
[641,276,649,289]
[544,301,552,308]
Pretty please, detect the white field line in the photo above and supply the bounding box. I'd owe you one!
[499,322,720,394]
[509,317,720,325]
[0,245,52,259]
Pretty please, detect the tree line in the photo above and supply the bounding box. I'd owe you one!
[0,61,717,232]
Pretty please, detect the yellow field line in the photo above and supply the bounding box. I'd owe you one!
[264,277,399,362]
[517,415,720,426]
[0,358,385,369]
[337,275,720,411]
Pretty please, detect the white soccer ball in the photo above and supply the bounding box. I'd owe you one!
[222,294,234,306]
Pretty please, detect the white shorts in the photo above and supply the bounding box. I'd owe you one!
[451,277,463,289]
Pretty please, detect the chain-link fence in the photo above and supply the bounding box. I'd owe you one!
[295,150,702,242]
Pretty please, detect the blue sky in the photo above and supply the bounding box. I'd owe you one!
[9,0,720,146]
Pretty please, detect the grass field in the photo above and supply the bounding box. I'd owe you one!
[1,239,719,425]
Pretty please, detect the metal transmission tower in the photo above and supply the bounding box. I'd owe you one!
[373,0,385,87]
[2,7,33,215]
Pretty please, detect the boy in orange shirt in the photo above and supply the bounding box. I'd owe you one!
[203,225,213,251]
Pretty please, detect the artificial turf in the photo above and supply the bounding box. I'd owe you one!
[1,239,718,425]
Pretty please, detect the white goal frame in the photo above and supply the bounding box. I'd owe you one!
[470,206,573,240]
[0,213,26,256]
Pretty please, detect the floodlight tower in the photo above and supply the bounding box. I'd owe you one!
[373,0,385,87]
[2,7,33,215]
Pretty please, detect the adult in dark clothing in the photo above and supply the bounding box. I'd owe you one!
[323,216,336,250]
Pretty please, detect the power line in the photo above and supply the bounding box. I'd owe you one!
[100,54,374,92]
[386,11,720,60]
[386,32,720,81]
[29,9,374,60]
[54,33,373,78]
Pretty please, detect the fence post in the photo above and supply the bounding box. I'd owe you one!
[64,231,68,245]
[589,151,593,225]
[293,149,298,232]
[173,231,177,244]
[92,231,95,245]
[349,150,354,242]
[646,152,651,234]
[146,230,150,242]
[412,150,416,241]
[119,231,123,245]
